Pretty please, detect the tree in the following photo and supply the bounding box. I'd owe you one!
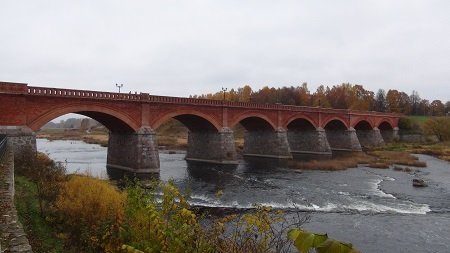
[410,90,421,115]
[418,99,430,115]
[80,118,90,131]
[423,117,450,141]
[238,85,252,102]
[311,85,330,107]
[374,89,388,112]
[430,100,445,116]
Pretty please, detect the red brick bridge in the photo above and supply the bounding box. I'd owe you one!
[0,82,400,173]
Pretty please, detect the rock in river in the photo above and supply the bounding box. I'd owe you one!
[412,178,428,187]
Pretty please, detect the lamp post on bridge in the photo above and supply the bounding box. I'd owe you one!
[116,83,123,93]
[222,87,227,101]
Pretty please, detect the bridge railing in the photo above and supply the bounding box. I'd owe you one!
[0,135,7,160]
[24,85,400,117]
[27,86,142,100]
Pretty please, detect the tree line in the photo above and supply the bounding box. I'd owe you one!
[191,83,449,116]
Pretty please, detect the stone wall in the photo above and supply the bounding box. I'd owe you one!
[287,128,332,155]
[243,128,292,159]
[326,128,362,151]
[356,128,384,148]
[0,145,33,252]
[0,126,36,159]
[107,127,160,173]
[186,128,238,164]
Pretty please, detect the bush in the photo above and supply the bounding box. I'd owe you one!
[423,117,450,141]
[15,151,66,216]
[53,175,126,252]
[122,181,214,253]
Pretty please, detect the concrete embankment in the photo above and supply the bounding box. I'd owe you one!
[0,143,33,253]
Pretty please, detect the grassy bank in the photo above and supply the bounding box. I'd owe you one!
[374,142,450,162]
[14,175,64,252]
[37,128,109,147]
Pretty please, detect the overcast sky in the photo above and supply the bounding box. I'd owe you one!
[1,1,449,102]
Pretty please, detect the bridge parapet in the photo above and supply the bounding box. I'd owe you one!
[27,86,142,100]
[0,82,402,118]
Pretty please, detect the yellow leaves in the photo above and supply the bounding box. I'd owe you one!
[288,228,361,253]
[54,175,126,226]
[215,190,224,198]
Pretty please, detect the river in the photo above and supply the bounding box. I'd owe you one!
[37,138,450,253]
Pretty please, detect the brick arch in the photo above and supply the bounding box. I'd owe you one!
[28,103,140,132]
[151,110,221,131]
[322,116,349,129]
[229,112,277,130]
[284,114,318,129]
[352,118,375,129]
[353,120,374,130]
[377,119,395,130]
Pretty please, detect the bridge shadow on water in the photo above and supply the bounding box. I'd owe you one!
[186,161,238,187]
[106,166,160,187]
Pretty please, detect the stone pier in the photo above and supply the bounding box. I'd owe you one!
[107,127,160,173]
[287,127,332,156]
[186,127,238,164]
[380,127,399,143]
[243,128,292,159]
[0,126,36,159]
[326,127,362,152]
[356,127,385,148]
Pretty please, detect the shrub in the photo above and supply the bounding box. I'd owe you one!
[53,175,126,251]
[15,151,66,216]
[423,117,450,141]
[122,181,214,253]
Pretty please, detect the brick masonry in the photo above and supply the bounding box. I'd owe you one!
[0,82,402,173]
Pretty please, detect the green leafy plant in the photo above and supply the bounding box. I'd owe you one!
[288,229,361,253]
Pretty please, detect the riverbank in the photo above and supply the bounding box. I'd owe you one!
[35,138,450,252]
[11,151,315,252]
[37,128,433,172]
[37,128,109,147]
[374,142,450,162]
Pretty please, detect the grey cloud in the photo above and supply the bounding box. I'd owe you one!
[0,0,449,101]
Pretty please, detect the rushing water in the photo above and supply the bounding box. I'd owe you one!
[37,138,450,253]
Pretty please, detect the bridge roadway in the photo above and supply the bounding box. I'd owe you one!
[0,82,400,173]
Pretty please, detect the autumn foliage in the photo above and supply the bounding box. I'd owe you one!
[191,83,449,116]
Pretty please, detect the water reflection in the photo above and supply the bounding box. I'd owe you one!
[106,166,160,181]
[186,161,237,186]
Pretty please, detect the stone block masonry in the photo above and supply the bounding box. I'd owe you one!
[326,128,362,152]
[356,128,385,148]
[107,127,160,173]
[186,127,238,164]
[0,145,33,253]
[243,128,292,159]
[288,128,332,155]
[0,82,401,173]
[0,126,36,159]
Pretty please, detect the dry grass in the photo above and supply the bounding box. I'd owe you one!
[289,152,376,171]
[375,142,450,162]
[38,129,109,146]
[368,151,427,167]
[289,150,427,171]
